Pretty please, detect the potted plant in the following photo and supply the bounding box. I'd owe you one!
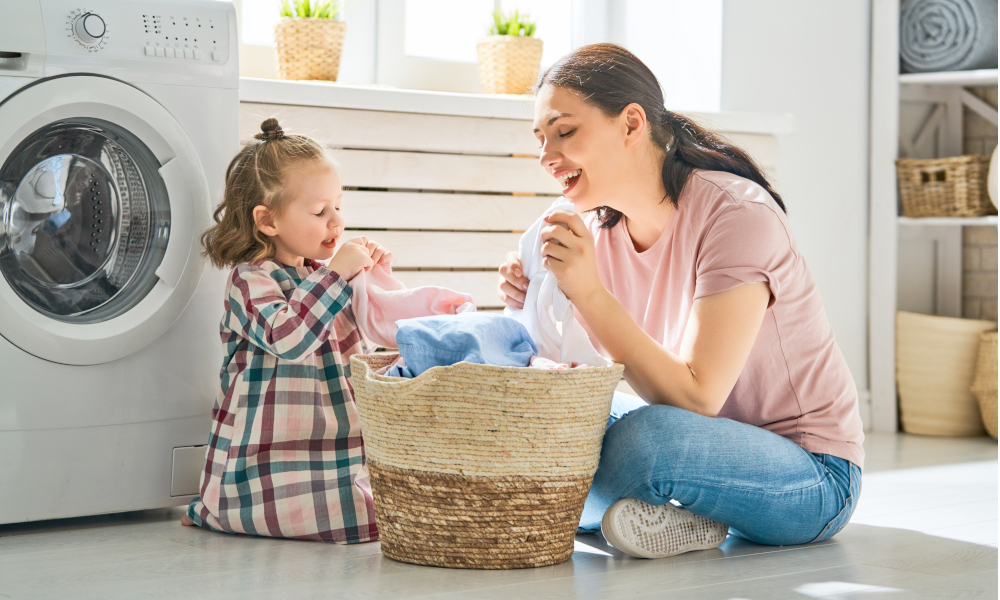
[476,10,543,95]
[274,0,346,82]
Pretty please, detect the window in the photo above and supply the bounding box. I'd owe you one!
[403,0,572,69]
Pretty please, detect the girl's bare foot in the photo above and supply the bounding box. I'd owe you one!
[180,514,195,526]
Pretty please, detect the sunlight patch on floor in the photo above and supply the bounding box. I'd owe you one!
[794,581,903,598]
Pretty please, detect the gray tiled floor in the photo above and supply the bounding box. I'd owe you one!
[1,432,996,599]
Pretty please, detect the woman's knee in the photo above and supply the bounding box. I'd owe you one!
[599,404,700,473]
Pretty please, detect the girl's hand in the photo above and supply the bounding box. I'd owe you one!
[328,241,374,280]
[540,210,603,303]
[347,236,392,271]
[497,251,529,309]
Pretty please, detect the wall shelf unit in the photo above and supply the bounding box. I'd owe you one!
[869,0,998,433]
[898,216,998,227]
[899,69,998,86]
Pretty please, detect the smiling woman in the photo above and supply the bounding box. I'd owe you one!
[501,43,864,560]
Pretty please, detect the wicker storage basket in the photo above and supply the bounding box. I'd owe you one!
[970,331,999,439]
[476,35,543,95]
[895,155,995,218]
[896,311,997,436]
[274,17,346,82]
[351,354,623,569]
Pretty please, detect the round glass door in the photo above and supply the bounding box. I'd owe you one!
[0,118,170,323]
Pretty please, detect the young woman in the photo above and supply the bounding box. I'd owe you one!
[498,44,863,559]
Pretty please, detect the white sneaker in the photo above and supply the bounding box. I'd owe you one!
[600,498,729,559]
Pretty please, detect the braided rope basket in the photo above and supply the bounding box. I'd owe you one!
[971,331,999,439]
[476,36,543,95]
[351,353,623,569]
[274,17,346,81]
[896,155,995,218]
[896,311,996,436]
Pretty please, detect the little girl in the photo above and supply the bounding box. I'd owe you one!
[183,118,388,543]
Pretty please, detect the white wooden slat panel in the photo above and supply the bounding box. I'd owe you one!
[724,132,779,168]
[392,270,504,308]
[337,149,560,195]
[240,103,539,156]
[344,230,519,268]
[343,191,551,231]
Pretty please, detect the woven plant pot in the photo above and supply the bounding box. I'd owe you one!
[896,311,997,436]
[895,155,995,218]
[274,17,346,82]
[351,354,623,569]
[476,35,543,95]
[970,331,999,439]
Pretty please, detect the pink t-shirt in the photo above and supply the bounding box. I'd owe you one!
[588,170,864,468]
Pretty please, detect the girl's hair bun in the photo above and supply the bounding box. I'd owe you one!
[255,118,285,141]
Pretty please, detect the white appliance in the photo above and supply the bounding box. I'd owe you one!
[0,0,237,523]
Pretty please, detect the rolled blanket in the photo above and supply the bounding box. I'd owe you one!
[900,0,998,73]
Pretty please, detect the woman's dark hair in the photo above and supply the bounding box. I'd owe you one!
[535,43,786,228]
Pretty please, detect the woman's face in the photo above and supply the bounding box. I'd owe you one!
[533,85,631,213]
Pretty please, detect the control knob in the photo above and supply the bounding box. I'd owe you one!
[74,13,106,44]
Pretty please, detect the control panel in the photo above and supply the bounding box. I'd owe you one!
[140,11,224,62]
[44,1,233,66]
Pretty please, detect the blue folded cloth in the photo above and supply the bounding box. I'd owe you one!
[392,313,537,377]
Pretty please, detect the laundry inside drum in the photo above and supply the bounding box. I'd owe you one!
[0,119,170,323]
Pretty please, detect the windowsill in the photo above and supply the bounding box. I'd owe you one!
[239,77,795,133]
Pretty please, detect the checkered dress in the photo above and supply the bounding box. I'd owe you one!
[187,260,378,543]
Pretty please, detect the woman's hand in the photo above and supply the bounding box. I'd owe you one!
[497,251,529,309]
[540,210,603,303]
[347,236,392,271]
[328,241,374,280]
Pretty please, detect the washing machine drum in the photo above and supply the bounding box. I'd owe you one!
[0,76,210,365]
[1,119,170,322]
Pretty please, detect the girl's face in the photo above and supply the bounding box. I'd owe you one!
[258,162,345,267]
[533,85,632,213]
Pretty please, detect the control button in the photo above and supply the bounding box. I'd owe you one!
[193,50,203,60]
[183,48,193,59]
[164,47,174,58]
[74,13,106,44]
[211,50,222,62]
[155,46,164,57]
[144,46,155,56]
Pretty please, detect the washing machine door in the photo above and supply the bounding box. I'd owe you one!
[0,76,210,365]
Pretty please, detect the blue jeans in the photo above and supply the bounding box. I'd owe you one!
[580,393,862,546]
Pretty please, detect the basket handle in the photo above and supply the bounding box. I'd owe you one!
[920,169,947,183]
[353,354,440,393]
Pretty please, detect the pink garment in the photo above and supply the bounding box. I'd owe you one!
[347,264,475,349]
[588,170,864,468]
[528,356,588,369]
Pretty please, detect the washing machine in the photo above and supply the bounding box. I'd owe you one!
[0,0,238,523]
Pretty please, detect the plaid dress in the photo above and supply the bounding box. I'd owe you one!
[187,259,378,543]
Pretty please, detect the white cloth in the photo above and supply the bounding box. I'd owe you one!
[505,198,609,366]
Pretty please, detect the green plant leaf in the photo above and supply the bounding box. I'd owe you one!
[487,8,535,37]
[280,0,342,19]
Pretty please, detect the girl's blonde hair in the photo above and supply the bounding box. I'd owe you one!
[202,118,334,269]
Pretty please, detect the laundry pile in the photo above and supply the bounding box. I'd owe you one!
[348,198,607,377]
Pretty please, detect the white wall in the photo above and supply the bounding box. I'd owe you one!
[720,1,872,405]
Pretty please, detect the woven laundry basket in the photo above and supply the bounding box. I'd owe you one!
[895,155,995,218]
[350,354,623,569]
[896,311,997,436]
[274,17,346,81]
[970,331,999,439]
[476,35,543,95]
